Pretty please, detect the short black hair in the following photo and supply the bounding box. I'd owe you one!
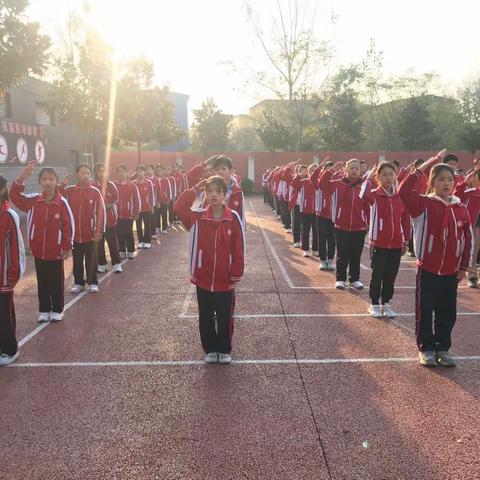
[136,165,146,172]
[0,174,9,202]
[116,164,127,172]
[145,164,154,170]
[93,163,105,176]
[391,160,400,169]
[38,167,59,182]
[212,155,233,170]
[414,158,424,167]
[76,163,91,173]
[444,154,459,164]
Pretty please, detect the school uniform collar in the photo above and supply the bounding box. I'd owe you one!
[376,185,397,197]
[428,193,462,206]
[200,205,233,222]
[0,201,11,213]
[38,191,62,205]
[341,177,363,187]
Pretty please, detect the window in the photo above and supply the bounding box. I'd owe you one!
[35,102,55,126]
[0,91,12,118]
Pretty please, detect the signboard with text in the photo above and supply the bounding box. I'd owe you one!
[0,120,48,164]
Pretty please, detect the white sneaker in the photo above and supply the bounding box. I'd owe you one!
[204,353,218,364]
[382,303,396,318]
[127,252,136,259]
[303,251,310,257]
[319,261,328,271]
[369,305,383,318]
[0,351,19,366]
[350,280,364,290]
[218,353,232,364]
[327,260,336,271]
[335,280,346,289]
[38,312,50,323]
[155,228,161,235]
[286,228,292,233]
[97,265,107,273]
[50,312,64,322]
[70,284,84,294]
[112,263,123,273]
[293,242,301,248]
[161,230,167,235]
[143,243,152,249]
[88,284,99,293]
[119,251,126,260]
[137,242,145,249]
[312,251,319,257]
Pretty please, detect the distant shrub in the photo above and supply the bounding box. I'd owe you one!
[241,178,254,195]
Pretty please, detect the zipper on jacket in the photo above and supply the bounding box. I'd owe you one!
[388,199,394,249]
[211,229,218,292]
[42,208,48,258]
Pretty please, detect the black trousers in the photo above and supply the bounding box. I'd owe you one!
[136,211,152,243]
[263,187,269,203]
[98,226,121,266]
[369,247,402,305]
[168,201,176,224]
[117,218,135,253]
[415,269,457,352]
[151,208,159,235]
[196,287,235,354]
[301,213,318,252]
[317,217,335,261]
[159,204,169,231]
[292,205,301,243]
[334,229,366,282]
[72,241,98,286]
[0,291,17,356]
[274,196,280,215]
[34,258,64,313]
[281,200,291,229]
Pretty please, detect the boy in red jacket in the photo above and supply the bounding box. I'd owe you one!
[133,165,155,249]
[174,176,245,365]
[0,174,26,366]
[11,163,74,322]
[60,164,105,293]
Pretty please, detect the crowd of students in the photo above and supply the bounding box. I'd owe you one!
[0,155,245,367]
[262,151,480,367]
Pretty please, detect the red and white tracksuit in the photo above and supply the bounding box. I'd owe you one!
[115,181,141,254]
[133,179,155,244]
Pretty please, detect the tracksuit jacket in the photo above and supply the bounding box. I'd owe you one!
[92,180,119,228]
[174,188,245,292]
[399,170,473,275]
[0,202,26,292]
[454,182,480,226]
[115,181,141,219]
[10,182,75,260]
[147,175,161,206]
[133,179,155,212]
[158,177,172,204]
[289,175,316,214]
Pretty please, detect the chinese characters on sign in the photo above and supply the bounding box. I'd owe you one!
[0,120,47,164]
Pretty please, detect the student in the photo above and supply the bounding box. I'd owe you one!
[174,176,245,365]
[399,150,473,367]
[361,163,410,318]
[443,154,465,185]
[288,164,304,248]
[92,164,122,274]
[262,169,271,204]
[115,165,141,259]
[0,175,26,366]
[132,165,155,249]
[167,166,178,227]
[60,164,105,293]
[10,162,74,322]
[319,159,369,289]
[145,164,160,237]
[156,165,171,234]
[454,165,480,288]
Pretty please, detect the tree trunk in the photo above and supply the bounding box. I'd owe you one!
[137,140,142,165]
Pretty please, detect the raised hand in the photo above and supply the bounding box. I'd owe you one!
[18,161,36,182]
[331,161,344,173]
[194,179,207,191]
[63,174,72,185]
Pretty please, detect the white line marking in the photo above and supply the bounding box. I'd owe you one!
[179,284,195,317]
[8,355,480,368]
[18,258,129,348]
[179,312,479,319]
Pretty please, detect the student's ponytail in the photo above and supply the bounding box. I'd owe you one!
[0,174,9,203]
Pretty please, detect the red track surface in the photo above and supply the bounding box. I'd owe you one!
[1,197,479,479]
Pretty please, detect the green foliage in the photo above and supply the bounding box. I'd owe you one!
[0,0,51,89]
[229,126,260,152]
[255,108,294,151]
[458,79,480,153]
[241,178,254,195]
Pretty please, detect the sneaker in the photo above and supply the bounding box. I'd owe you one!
[0,351,19,366]
[137,242,145,249]
[303,251,310,257]
[419,351,437,367]
[293,242,301,248]
[70,284,84,294]
[319,261,328,271]
[155,228,161,235]
[369,305,383,318]
[327,260,336,271]
[204,352,218,364]
[436,351,456,367]
[407,251,416,257]
[312,251,319,257]
[382,303,396,318]
[161,230,168,235]
[350,280,364,290]
[286,228,292,233]
[218,353,232,364]
[50,312,64,322]
[112,263,123,273]
[127,252,136,259]
[98,265,107,273]
[143,243,152,249]
[88,284,99,293]
[38,312,50,323]
[119,251,127,260]
[467,278,478,289]
[335,280,346,289]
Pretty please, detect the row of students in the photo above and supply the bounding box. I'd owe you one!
[263,150,477,367]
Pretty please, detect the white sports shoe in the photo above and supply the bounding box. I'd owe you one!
[327,260,335,271]
[119,251,127,260]
[137,242,145,249]
[161,230,168,234]
[369,305,383,318]
[0,351,19,366]
[319,261,328,271]
[204,353,218,364]
[335,281,346,289]
[127,252,136,259]
[382,303,396,318]
[350,280,364,290]
[303,251,310,257]
[218,353,232,364]
[70,284,84,294]
[38,312,50,323]
[312,251,319,257]
[97,265,107,273]
[50,312,64,322]
[89,284,99,293]
[286,228,292,233]
[293,242,301,248]
[143,243,152,249]
[112,263,123,273]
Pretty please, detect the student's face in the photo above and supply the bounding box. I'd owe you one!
[432,171,454,197]
[346,162,361,180]
[136,169,145,179]
[360,163,368,174]
[117,168,127,181]
[77,167,91,184]
[145,167,154,177]
[39,172,57,193]
[95,167,106,182]
[205,184,225,206]
[378,167,396,189]
[299,167,307,178]
[214,164,232,183]
[445,160,458,169]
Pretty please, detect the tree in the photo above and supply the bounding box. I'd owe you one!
[255,108,294,151]
[229,126,260,152]
[0,0,51,88]
[458,78,480,153]
[151,88,184,151]
[191,98,231,155]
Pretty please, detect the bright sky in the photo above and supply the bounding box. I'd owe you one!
[28,0,480,116]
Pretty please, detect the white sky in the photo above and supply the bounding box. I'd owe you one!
[28,0,480,116]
